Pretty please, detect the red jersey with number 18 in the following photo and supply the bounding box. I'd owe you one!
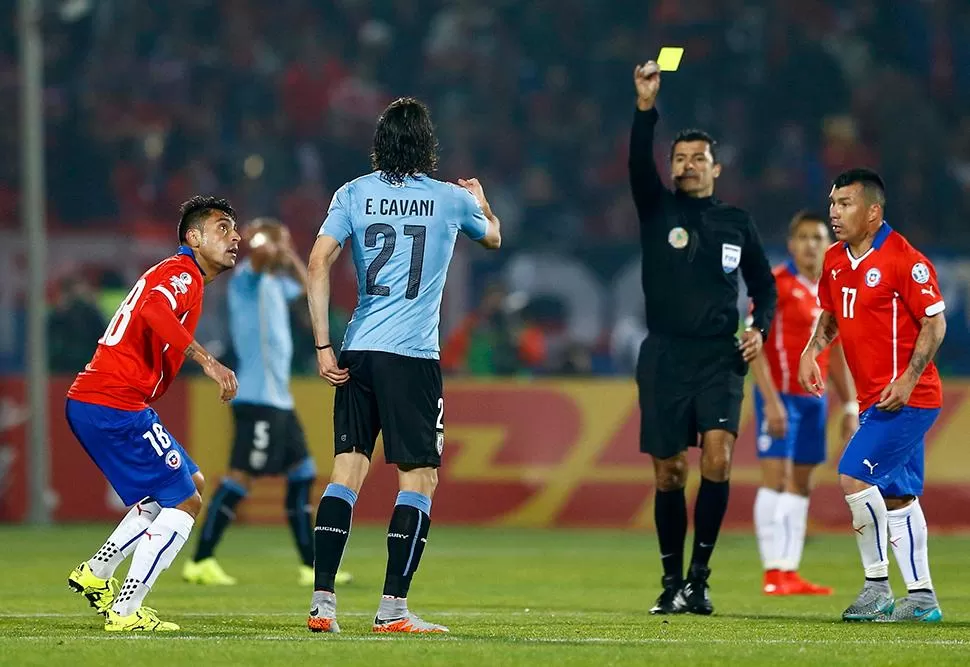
[68,248,205,411]
[817,223,944,412]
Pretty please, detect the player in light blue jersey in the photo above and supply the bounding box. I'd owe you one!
[304,98,501,634]
[183,219,350,588]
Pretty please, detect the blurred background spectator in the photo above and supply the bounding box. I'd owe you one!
[3,0,969,375]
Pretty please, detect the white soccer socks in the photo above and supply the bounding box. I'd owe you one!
[887,499,934,592]
[112,508,195,616]
[845,486,890,579]
[776,492,809,571]
[754,487,781,570]
[88,498,162,579]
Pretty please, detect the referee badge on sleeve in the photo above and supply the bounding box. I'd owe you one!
[668,227,689,249]
[721,243,741,273]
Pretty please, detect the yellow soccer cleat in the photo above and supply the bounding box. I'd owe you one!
[104,607,179,632]
[182,558,237,585]
[67,562,118,616]
[299,565,354,587]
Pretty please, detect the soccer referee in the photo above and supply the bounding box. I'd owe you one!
[629,61,776,615]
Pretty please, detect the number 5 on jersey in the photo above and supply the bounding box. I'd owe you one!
[842,287,857,319]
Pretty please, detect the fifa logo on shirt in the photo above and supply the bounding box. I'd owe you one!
[169,272,193,296]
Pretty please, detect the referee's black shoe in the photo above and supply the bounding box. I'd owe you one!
[683,564,714,615]
[649,575,687,615]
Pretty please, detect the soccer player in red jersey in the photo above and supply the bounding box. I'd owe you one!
[751,211,858,596]
[799,169,946,623]
[65,196,240,631]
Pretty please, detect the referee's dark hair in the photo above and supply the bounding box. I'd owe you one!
[371,97,439,185]
[832,168,886,208]
[178,195,236,244]
[788,209,828,238]
[670,129,718,163]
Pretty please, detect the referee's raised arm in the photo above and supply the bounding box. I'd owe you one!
[629,62,665,218]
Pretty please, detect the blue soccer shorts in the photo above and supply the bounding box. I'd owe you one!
[66,398,199,508]
[837,405,939,497]
[754,389,828,465]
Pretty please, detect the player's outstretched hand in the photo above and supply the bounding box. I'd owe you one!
[739,327,763,363]
[457,178,490,213]
[317,347,350,387]
[634,61,661,110]
[798,352,824,397]
[876,378,915,412]
[203,359,238,403]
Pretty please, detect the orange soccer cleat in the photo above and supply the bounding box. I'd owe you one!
[781,571,833,595]
[762,569,790,595]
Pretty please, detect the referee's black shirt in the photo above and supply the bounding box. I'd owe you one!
[629,108,776,341]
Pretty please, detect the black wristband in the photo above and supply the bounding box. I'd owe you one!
[315,343,332,351]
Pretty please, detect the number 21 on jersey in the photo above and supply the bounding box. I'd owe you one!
[841,286,857,319]
[99,279,147,346]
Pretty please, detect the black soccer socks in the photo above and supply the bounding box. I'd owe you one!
[691,478,730,568]
[194,478,247,561]
[313,483,357,592]
[382,492,432,599]
[285,474,316,567]
[655,487,688,580]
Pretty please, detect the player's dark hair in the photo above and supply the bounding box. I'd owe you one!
[788,209,828,238]
[832,168,886,207]
[177,196,236,244]
[670,129,718,163]
[371,97,438,185]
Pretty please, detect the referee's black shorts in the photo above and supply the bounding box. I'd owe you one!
[636,334,746,459]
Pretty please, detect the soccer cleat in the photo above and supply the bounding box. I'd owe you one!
[299,565,354,587]
[182,558,237,585]
[307,590,340,633]
[373,611,449,634]
[67,562,118,616]
[762,569,788,595]
[683,564,714,615]
[650,574,687,614]
[782,571,833,596]
[104,606,179,632]
[877,596,943,623]
[842,584,895,621]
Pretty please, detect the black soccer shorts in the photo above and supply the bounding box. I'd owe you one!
[636,334,746,459]
[333,350,444,468]
[229,403,310,476]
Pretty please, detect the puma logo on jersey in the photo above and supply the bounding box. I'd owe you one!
[863,459,878,474]
[169,272,193,296]
[831,269,842,280]
[921,286,935,298]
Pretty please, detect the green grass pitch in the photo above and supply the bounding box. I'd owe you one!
[0,524,967,666]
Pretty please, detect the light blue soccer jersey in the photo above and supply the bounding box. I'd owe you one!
[229,259,303,409]
[319,172,488,359]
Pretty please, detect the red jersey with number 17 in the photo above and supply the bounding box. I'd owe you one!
[764,261,831,397]
[68,248,205,411]
[817,224,944,412]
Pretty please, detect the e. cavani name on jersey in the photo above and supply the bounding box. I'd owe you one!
[365,198,435,217]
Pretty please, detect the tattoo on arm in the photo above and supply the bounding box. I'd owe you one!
[184,340,213,366]
[808,311,839,354]
[905,316,945,381]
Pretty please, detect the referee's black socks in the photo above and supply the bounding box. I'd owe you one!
[691,477,730,569]
[655,488,688,580]
[313,483,357,592]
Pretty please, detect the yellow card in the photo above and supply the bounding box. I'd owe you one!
[657,46,684,72]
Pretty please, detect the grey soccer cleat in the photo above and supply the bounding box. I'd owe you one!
[307,590,340,633]
[877,595,943,623]
[373,610,449,634]
[842,584,895,621]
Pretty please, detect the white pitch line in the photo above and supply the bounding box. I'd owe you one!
[1,635,968,646]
